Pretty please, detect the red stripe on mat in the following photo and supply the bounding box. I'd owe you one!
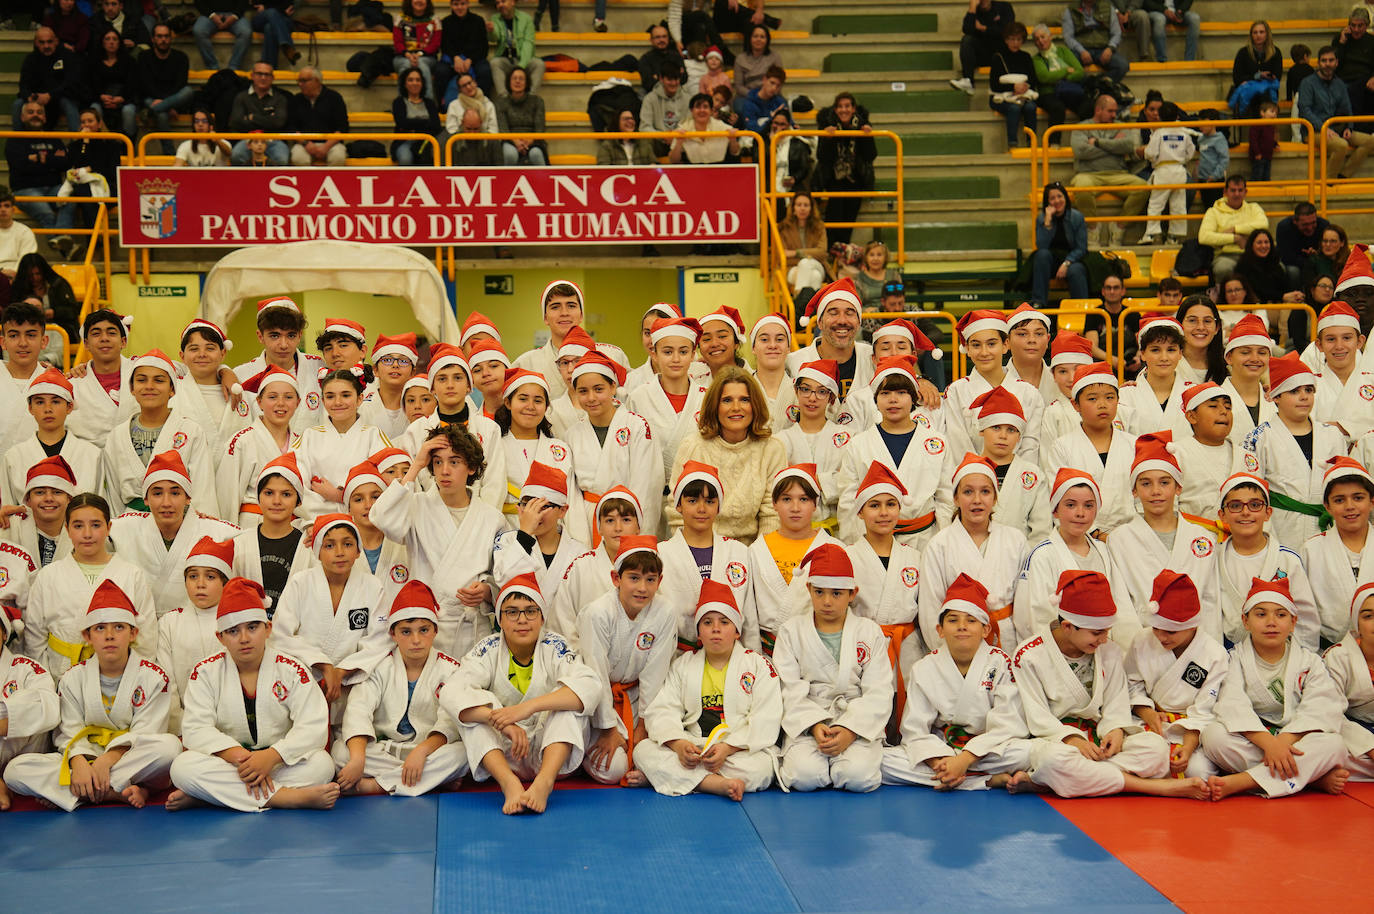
[1045,792,1374,913]
[1341,781,1374,810]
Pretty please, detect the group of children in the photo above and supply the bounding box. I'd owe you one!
[0,273,1372,815]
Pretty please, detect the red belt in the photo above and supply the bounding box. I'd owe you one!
[893,510,935,536]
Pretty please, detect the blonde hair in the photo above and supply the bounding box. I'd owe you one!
[1247,20,1275,62]
[697,366,772,440]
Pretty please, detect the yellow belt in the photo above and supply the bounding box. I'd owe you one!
[811,516,840,534]
[48,632,92,668]
[503,482,522,515]
[59,724,128,785]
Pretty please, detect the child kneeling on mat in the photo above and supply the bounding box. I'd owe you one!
[636,580,780,800]
[168,578,339,812]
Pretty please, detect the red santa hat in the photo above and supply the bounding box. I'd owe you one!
[1050,331,1094,367]
[673,460,723,504]
[460,311,502,346]
[369,447,411,475]
[1350,580,1374,631]
[143,449,192,496]
[1006,302,1052,331]
[1242,576,1298,616]
[427,343,470,380]
[131,349,178,388]
[748,312,792,348]
[540,279,585,311]
[800,277,862,329]
[951,452,999,489]
[694,578,743,630]
[597,485,643,524]
[257,295,300,314]
[1316,300,1361,336]
[941,573,990,626]
[83,579,138,630]
[955,309,1009,352]
[387,580,440,627]
[24,454,77,496]
[242,364,300,398]
[372,332,419,364]
[25,369,73,404]
[322,318,365,345]
[467,340,510,368]
[184,536,234,578]
[612,534,659,573]
[1324,455,1374,491]
[1146,569,1201,632]
[772,463,821,497]
[1070,361,1118,398]
[571,352,627,387]
[1130,432,1182,485]
[795,359,840,398]
[309,513,360,560]
[402,374,431,395]
[699,306,745,338]
[873,318,941,359]
[1137,315,1184,342]
[498,573,544,612]
[257,452,304,495]
[1051,569,1118,630]
[855,461,907,509]
[316,363,367,385]
[649,317,702,346]
[1220,471,1269,504]
[1266,351,1317,397]
[343,461,386,503]
[1181,381,1229,413]
[1335,243,1374,294]
[643,302,680,322]
[558,327,598,361]
[1049,466,1100,510]
[501,367,550,401]
[799,542,856,589]
[1224,314,1272,353]
[521,461,569,507]
[0,603,22,639]
[215,578,270,632]
[970,385,1025,431]
[871,355,920,391]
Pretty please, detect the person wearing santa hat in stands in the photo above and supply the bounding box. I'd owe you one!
[942,309,1044,467]
[231,297,325,434]
[175,317,252,458]
[102,349,219,517]
[1008,569,1208,799]
[468,341,512,421]
[1118,316,1189,437]
[156,535,235,734]
[1013,468,1138,649]
[1300,457,1374,650]
[786,278,874,403]
[1218,314,1277,446]
[1003,303,1059,408]
[334,581,469,797]
[4,580,181,811]
[1107,433,1221,635]
[1307,302,1374,447]
[1124,570,1228,780]
[1044,362,1138,534]
[1325,581,1374,781]
[1239,351,1344,550]
[1040,330,1094,447]
[215,366,301,527]
[626,317,711,500]
[492,369,575,528]
[840,318,943,432]
[358,333,419,440]
[544,486,646,650]
[3,455,76,567]
[230,454,312,609]
[0,599,59,811]
[109,450,239,619]
[1173,382,1242,520]
[342,461,412,611]
[776,360,851,527]
[65,309,135,447]
[772,542,893,792]
[919,453,1026,652]
[835,356,952,549]
[749,312,797,433]
[1,369,99,505]
[943,385,1049,545]
[1200,576,1350,800]
[167,577,339,812]
[635,579,781,800]
[441,574,602,815]
[492,461,589,608]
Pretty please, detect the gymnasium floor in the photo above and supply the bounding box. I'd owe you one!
[5,781,1372,912]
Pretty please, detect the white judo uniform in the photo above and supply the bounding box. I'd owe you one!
[746,529,839,646]
[232,352,325,434]
[1108,515,1220,637]
[155,603,221,735]
[231,524,314,594]
[918,520,1024,651]
[773,611,893,792]
[2,515,71,568]
[1124,628,1229,778]
[357,391,411,441]
[1,433,101,506]
[170,649,335,811]
[941,373,1044,467]
[785,342,875,392]
[65,356,134,446]
[109,511,239,618]
[216,423,297,526]
[102,411,219,516]
[1044,425,1139,533]
[23,555,159,677]
[1216,537,1320,651]
[1240,419,1345,549]
[658,533,761,651]
[498,434,578,530]
[1220,379,1277,447]
[293,420,391,521]
[636,642,781,795]
[1173,435,1239,518]
[1301,531,1374,647]
[1118,375,1190,437]
[846,536,924,676]
[395,412,506,510]
[754,373,797,434]
[1314,368,1374,446]
[835,425,953,548]
[626,377,710,499]
[1013,533,1139,648]
[985,457,1051,546]
[271,563,390,683]
[543,546,610,652]
[777,423,853,526]
[0,647,59,775]
[1323,634,1374,779]
[491,529,588,616]
[172,377,254,459]
[562,407,663,542]
[1004,360,1060,409]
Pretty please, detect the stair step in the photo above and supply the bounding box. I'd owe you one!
[810,13,938,33]
[874,176,1001,200]
[824,50,951,72]
[902,221,1019,251]
[861,91,970,114]
[899,132,984,156]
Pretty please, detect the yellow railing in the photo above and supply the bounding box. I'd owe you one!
[70,203,117,367]
[1111,301,1316,382]
[1319,115,1374,216]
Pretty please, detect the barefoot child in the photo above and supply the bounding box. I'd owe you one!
[4,581,180,811]
[1125,570,1228,779]
[0,604,59,811]
[579,536,676,785]
[774,543,893,792]
[441,575,601,815]
[335,581,468,796]
[1325,583,1374,780]
[1045,362,1138,533]
[1200,577,1349,799]
[960,386,1050,545]
[168,578,339,812]
[1301,458,1374,650]
[636,580,781,799]
[156,536,233,733]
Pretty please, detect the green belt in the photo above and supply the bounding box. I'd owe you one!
[1267,490,1332,531]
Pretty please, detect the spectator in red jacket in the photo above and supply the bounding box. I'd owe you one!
[394,0,443,102]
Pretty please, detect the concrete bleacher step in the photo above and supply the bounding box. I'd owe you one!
[874,175,1001,201]
[900,133,984,156]
[901,221,1020,253]
[810,13,938,34]
[824,50,950,73]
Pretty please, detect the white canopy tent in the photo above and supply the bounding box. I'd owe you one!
[199,240,460,342]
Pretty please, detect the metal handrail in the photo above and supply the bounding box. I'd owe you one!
[1318,114,1374,216]
[1111,301,1317,382]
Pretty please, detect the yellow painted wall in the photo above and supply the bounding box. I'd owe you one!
[108,273,202,353]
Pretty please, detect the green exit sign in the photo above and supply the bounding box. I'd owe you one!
[693,271,739,283]
[483,275,514,295]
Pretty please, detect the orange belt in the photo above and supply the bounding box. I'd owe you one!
[1181,511,1226,541]
[881,621,917,724]
[583,491,603,547]
[985,603,1013,648]
[239,503,262,516]
[610,680,638,786]
[893,511,935,537]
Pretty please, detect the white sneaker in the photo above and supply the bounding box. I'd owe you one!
[1139,233,1158,245]
[948,77,974,95]
[1167,234,1186,244]
[1107,224,1125,248]
[1094,223,1111,247]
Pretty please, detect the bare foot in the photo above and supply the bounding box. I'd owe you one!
[268,783,341,809]
[345,777,385,796]
[165,789,202,812]
[1147,776,1209,800]
[499,779,527,815]
[1006,771,1046,794]
[1315,767,1350,795]
[624,769,647,787]
[519,776,555,814]
[724,777,745,801]
[696,773,744,800]
[0,780,10,811]
[1207,772,1255,802]
[987,773,1011,790]
[120,784,148,808]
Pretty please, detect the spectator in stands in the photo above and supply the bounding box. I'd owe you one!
[533,0,558,32]
[287,67,350,166]
[950,0,1014,96]
[641,65,692,157]
[444,71,498,141]
[5,101,77,260]
[989,21,1038,149]
[1234,229,1305,309]
[712,85,742,128]
[15,27,83,132]
[597,109,657,164]
[1061,0,1128,84]
[449,108,500,166]
[1198,175,1268,286]
[495,66,547,166]
[670,0,728,62]
[854,240,900,309]
[43,0,91,54]
[10,252,79,343]
[1303,223,1350,287]
[779,191,830,309]
[670,93,740,164]
[63,106,122,236]
[1143,0,1200,63]
[1031,180,1089,306]
[240,132,272,166]
[770,108,814,211]
[1302,45,1374,179]
[392,67,442,166]
[713,0,779,41]
[252,0,300,67]
[1084,273,1139,370]
[699,45,730,95]
[815,92,876,245]
[0,188,39,283]
[175,108,232,166]
[1030,22,1089,139]
[1275,202,1329,287]
[394,0,443,102]
[1336,8,1374,114]
[88,27,137,140]
[638,21,684,92]
[1192,109,1228,210]
[91,0,148,54]
[1228,20,1281,116]
[1115,0,1149,64]
[192,0,252,72]
[1299,273,1336,351]
[1220,275,1269,331]
[1068,94,1148,247]
[737,65,787,134]
[733,25,782,101]
[1287,43,1313,104]
[228,61,291,166]
[439,0,491,99]
[489,0,543,99]
[136,23,193,155]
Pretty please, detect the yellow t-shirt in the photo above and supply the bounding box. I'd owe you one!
[698,661,727,737]
[764,531,814,584]
[507,655,533,695]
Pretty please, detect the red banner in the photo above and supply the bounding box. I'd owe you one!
[116,165,759,248]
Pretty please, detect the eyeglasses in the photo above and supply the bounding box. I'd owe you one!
[1181,316,1216,327]
[1223,499,1267,513]
[376,355,411,367]
[794,383,831,399]
[501,607,542,620]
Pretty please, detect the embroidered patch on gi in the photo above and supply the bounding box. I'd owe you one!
[739,671,755,694]
[914,414,929,428]
[615,427,630,446]
[549,443,567,462]
[389,564,409,584]
[980,667,996,690]
[1112,419,1124,430]
[856,641,870,665]
[901,567,919,588]
[636,631,655,650]
[272,680,288,701]
[1361,384,1374,401]
[172,432,187,449]
[1190,537,1213,558]
[306,392,320,410]
[1297,669,1308,691]
[1181,661,1208,688]
[130,686,146,708]
[0,568,9,588]
[1021,470,1038,489]
[236,399,250,416]
[1243,453,1259,471]
[838,411,855,425]
[725,561,747,586]
[832,431,851,447]
[786,405,801,423]
[2,679,17,698]
[924,437,944,455]
[347,608,370,630]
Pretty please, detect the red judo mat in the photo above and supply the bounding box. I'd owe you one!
[1046,791,1374,913]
